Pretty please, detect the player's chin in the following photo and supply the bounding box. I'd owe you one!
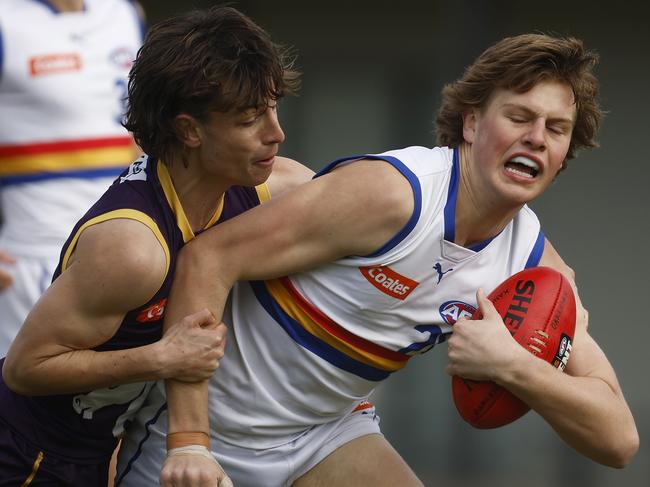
[503,180,548,204]
[248,165,274,186]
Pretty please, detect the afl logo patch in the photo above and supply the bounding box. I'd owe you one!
[552,333,573,371]
[439,300,476,325]
[110,47,136,69]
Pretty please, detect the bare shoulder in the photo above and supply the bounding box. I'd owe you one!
[329,158,415,228]
[266,156,414,229]
[66,217,168,312]
[266,156,314,197]
[295,157,415,257]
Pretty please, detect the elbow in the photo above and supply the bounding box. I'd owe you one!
[596,428,640,469]
[609,430,640,469]
[2,356,39,396]
[2,357,23,394]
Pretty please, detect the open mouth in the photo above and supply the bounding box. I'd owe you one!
[505,156,540,179]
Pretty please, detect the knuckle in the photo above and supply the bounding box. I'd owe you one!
[200,471,214,482]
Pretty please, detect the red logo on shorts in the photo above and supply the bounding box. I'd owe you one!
[359,265,419,300]
[136,298,167,323]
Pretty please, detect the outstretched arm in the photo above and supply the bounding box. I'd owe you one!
[446,239,639,467]
[3,218,225,395]
[161,158,414,485]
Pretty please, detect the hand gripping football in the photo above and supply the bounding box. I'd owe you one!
[452,266,576,429]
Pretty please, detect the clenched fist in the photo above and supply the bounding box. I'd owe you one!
[157,308,227,382]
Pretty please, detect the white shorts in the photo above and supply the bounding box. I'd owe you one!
[115,385,382,487]
[0,253,58,356]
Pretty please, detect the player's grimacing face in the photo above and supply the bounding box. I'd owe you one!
[465,80,576,205]
[199,100,285,186]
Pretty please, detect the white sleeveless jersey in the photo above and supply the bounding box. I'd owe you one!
[0,0,143,254]
[209,146,545,449]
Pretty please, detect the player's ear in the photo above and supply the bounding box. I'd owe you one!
[173,114,202,149]
[462,109,478,144]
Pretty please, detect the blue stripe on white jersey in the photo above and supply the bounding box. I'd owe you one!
[443,149,501,252]
[250,280,391,381]
[525,229,546,268]
[1,167,123,185]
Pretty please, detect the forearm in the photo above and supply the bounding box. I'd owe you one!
[162,242,232,440]
[172,238,236,320]
[3,342,164,395]
[498,354,638,467]
[165,379,210,434]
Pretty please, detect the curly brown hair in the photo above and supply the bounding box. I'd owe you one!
[123,6,300,164]
[435,34,602,164]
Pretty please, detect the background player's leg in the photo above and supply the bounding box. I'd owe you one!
[292,433,423,487]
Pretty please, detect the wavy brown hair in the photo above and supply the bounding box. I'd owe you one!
[124,6,300,164]
[435,34,602,165]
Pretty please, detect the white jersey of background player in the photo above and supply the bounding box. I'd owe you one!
[0,0,144,353]
[116,146,545,485]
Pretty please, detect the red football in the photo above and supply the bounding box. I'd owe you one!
[451,266,576,429]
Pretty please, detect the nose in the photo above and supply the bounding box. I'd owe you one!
[522,118,546,150]
[262,108,285,145]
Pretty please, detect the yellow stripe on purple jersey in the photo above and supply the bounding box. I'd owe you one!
[60,209,170,274]
[255,181,271,203]
[250,277,411,381]
[157,162,225,243]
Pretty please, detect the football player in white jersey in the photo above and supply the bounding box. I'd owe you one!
[120,34,639,486]
[0,0,146,355]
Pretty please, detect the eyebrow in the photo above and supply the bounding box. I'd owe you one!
[502,103,575,125]
[235,100,278,115]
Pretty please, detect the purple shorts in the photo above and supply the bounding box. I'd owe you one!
[0,423,109,486]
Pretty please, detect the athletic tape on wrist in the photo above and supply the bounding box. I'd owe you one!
[166,431,210,450]
[167,445,217,464]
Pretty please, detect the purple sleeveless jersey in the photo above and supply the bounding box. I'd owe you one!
[0,156,262,468]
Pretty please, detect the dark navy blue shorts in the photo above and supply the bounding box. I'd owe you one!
[0,425,109,486]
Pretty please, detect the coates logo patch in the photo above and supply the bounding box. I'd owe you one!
[137,298,167,323]
[30,53,82,76]
[359,265,419,300]
[439,300,476,325]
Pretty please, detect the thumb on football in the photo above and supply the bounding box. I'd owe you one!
[476,288,498,318]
